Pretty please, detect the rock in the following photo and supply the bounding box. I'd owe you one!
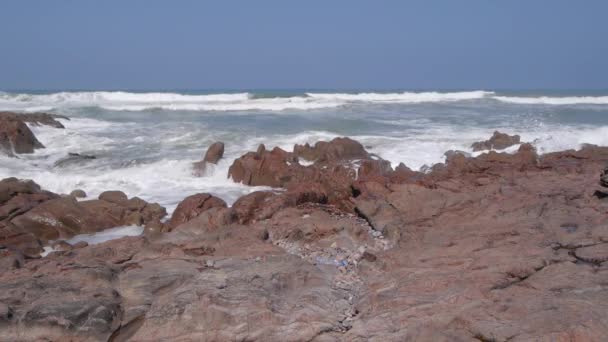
[51,240,73,252]
[358,159,393,179]
[444,149,471,161]
[228,146,305,187]
[203,141,225,164]
[573,244,608,264]
[167,193,227,230]
[0,111,69,128]
[72,241,88,249]
[10,197,120,242]
[53,152,97,168]
[69,189,87,198]
[231,191,276,224]
[0,179,165,255]
[294,137,369,162]
[0,113,44,156]
[471,131,521,151]
[98,190,129,205]
[192,141,225,176]
[1,141,608,340]
[601,167,608,188]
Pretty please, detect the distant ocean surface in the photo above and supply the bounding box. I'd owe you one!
[2,89,608,213]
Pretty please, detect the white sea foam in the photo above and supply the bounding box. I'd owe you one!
[307,90,493,103]
[493,95,608,105]
[0,90,497,112]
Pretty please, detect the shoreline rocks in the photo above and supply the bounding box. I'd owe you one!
[471,130,521,151]
[2,134,608,341]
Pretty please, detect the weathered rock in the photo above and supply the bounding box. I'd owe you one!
[1,142,608,341]
[167,193,227,230]
[471,130,521,151]
[231,191,276,224]
[0,114,44,156]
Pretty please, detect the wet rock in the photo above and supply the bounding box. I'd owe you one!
[53,152,97,168]
[0,113,44,156]
[193,141,225,176]
[471,130,521,151]
[203,141,225,164]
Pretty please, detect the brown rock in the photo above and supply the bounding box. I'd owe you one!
[98,190,129,205]
[0,114,44,156]
[294,137,369,162]
[471,130,521,151]
[203,141,225,164]
[167,193,227,230]
[231,191,276,224]
[192,142,225,176]
[0,111,69,128]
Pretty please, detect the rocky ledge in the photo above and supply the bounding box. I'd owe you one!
[1,134,608,341]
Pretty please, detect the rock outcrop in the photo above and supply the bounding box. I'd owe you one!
[471,130,521,151]
[193,141,225,176]
[0,114,44,156]
[2,138,608,341]
[0,181,166,256]
[0,112,69,129]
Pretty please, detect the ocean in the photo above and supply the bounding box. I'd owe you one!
[2,89,608,213]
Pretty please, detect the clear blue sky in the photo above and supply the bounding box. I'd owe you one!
[1,0,607,90]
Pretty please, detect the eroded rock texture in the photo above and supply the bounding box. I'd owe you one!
[1,136,608,341]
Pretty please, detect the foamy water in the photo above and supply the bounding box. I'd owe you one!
[2,90,608,216]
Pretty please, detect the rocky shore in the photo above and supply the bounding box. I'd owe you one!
[1,112,608,341]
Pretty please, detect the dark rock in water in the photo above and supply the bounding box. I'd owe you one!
[53,152,97,168]
[192,142,225,177]
[203,141,225,164]
[0,111,69,129]
[471,131,521,151]
[0,114,44,156]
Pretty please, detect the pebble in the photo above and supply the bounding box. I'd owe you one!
[206,260,215,268]
[330,242,338,248]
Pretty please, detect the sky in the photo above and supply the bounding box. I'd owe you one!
[1,0,607,90]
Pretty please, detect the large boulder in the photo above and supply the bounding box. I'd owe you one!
[0,115,44,156]
[471,131,521,151]
[167,193,227,230]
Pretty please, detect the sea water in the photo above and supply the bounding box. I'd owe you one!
[2,89,608,215]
